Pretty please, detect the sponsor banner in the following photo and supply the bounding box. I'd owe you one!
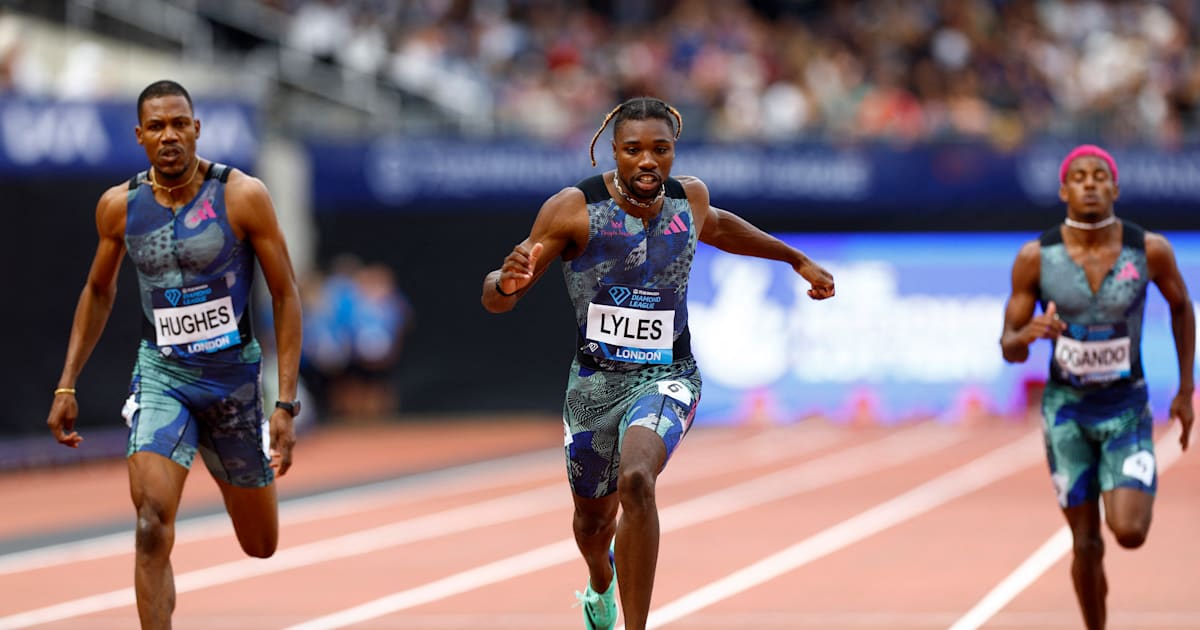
[308,137,1200,216]
[0,97,258,175]
[686,232,1200,425]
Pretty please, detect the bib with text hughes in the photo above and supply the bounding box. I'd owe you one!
[150,282,241,355]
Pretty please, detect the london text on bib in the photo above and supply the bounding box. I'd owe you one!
[583,284,676,364]
[150,282,240,354]
[1054,322,1131,387]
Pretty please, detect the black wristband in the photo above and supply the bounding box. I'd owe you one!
[495,278,519,297]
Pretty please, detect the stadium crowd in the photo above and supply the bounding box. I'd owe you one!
[268,0,1200,148]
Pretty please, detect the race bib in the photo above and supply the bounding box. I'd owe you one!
[1053,322,1131,386]
[583,284,675,364]
[150,282,240,354]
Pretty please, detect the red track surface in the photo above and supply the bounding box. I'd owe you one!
[0,415,1195,629]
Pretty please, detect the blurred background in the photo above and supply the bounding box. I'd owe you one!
[2,0,1199,468]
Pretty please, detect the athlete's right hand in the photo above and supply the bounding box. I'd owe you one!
[497,242,543,296]
[1024,301,1067,342]
[47,394,83,448]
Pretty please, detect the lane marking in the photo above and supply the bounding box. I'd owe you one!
[0,423,832,576]
[0,423,843,628]
[947,432,1186,630]
[0,448,561,576]
[281,425,965,630]
[632,430,1044,630]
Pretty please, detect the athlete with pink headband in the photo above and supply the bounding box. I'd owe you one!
[1000,145,1194,629]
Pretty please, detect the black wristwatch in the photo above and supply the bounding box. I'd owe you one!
[274,399,302,417]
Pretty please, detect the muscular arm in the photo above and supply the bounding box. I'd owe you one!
[684,177,834,300]
[227,171,302,472]
[1146,232,1195,448]
[1000,240,1065,363]
[481,187,588,313]
[48,186,128,446]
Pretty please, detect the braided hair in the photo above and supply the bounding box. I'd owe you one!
[588,97,683,167]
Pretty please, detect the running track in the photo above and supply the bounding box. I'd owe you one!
[0,413,1196,629]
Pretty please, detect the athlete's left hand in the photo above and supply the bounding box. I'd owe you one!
[794,260,835,300]
[269,408,297,475]
[1170,389,1193,451]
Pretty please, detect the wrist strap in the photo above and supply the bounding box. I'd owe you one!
[54,387,76,396]
[494,278,518,297]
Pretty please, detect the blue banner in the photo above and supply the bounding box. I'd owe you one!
[0,97,258,175]
[308,138,1200,215]
[686,232,1200,425]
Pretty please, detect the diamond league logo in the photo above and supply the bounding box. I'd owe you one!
[608,286,631,305]
[164,288,182,306]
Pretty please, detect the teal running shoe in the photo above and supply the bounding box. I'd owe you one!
[575,542,617,630]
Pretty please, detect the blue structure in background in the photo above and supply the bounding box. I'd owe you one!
[308,137,1200,221]
[687,233,1200,425]
[0,98,258,176]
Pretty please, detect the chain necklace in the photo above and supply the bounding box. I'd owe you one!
[1064,215,1118,231]
[612,172,664,209]
[149,159,202,195]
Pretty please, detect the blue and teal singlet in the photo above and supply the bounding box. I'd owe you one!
[564,175,698,370]
[1040,221,1149,389]
[126,163,256,360]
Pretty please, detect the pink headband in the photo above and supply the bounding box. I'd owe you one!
[1059,144,1118,183]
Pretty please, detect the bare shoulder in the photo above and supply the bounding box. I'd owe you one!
[1143,230,1182,274]
[674,175,709,197]
[542,185,585,210]
[1014,238,1041,265]
[96,182,130,236]
[538,186,588,227]
[1144,230,1174,256]
[223,167,272,205]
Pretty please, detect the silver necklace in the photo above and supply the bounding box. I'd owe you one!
[612,172,664,209]
[1064,215,1118,230]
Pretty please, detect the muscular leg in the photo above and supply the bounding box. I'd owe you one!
[614,425,668,630]
[1063,501,1106,630]
[215,479,279,558]
[128,452,189,630]
[572,492,619,597]
[1103,487,1153,549]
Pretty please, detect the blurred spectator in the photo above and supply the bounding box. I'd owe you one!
[298,255,413,422]
[249,0,1200,148]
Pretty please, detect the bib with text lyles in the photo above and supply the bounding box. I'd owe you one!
[1053,322,1131,387]
[583,284,676,364]
[150,282,241,354]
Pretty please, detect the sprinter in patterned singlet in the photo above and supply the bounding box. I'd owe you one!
[1001,145,1194,630]
[482,97,835,630]
[45,81,303,629]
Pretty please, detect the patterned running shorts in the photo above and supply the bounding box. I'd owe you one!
[124,341,273,488]
[563,356,701,498]
[1041,380,1156,508]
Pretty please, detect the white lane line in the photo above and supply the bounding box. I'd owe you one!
[0,448,564,576]
[633,430,1044,630]
[0,423,841,629]
[281,425,965,630]
[0,423,831,577]
[947,433,1186,630]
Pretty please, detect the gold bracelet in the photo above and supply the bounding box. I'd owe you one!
[53,387,76,396]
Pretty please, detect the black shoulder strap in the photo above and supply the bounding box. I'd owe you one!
[206,162,232,183]
[129,170,148,191]
[664,177,686,199]
[1038,225,1063,246]
[574,174,610,204]
[1121,220,1146,250]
